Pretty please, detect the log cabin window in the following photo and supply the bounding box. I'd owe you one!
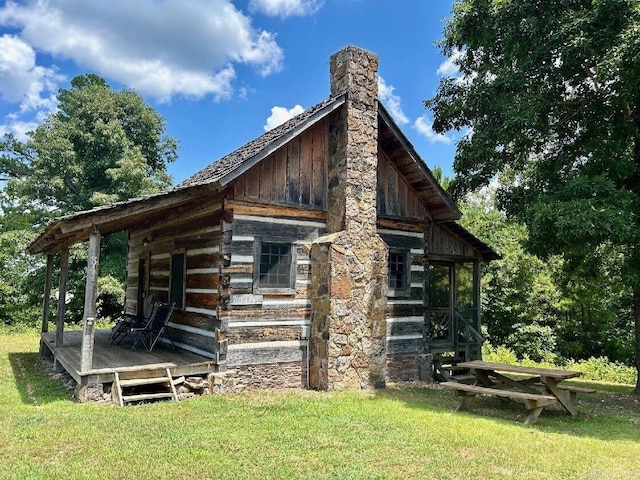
[388,251,410,296]
[169,252,185,309]
[256,242,295,293]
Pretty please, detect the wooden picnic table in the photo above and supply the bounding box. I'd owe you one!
[456,360,583,416]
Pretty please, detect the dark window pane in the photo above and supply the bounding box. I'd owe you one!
[259,243,292,288]
[389,252,408,291]
[429,264,450,308]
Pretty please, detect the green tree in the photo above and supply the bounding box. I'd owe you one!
[0,74,178,323]
[460,188,564,361]
[427,0,640,392]
[0,230,42,326]
[1,74,176,219]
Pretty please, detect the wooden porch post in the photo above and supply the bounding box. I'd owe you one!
[473,260,481,331]
[80,227,101,373]
[473,259,482,361]
[56,247,70,347]
[41,253,54,333]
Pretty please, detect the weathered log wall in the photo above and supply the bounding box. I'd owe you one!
[217,205,327,388]
[378,226,427,383]
[126,194,226,359]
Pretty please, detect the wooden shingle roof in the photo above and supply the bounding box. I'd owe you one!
[28,93,484,256]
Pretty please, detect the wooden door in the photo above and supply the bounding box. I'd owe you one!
[137,258,149,318]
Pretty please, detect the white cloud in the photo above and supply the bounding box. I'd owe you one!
[0,34,60,112]
[436,49,463,77]
[0,33,61,140]
[0,0,285,102]
[378,76,408,125]
[264,104,305,131]
[249,0,323,17]
[0,118,39,141]
[414,115,454,145]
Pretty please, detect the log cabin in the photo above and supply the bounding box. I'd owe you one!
[28,45,499,402]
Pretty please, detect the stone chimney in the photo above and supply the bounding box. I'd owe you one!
[309,46,388,391]
[326,46,379,236]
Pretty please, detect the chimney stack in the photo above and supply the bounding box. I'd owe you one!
[309,46,388,391]
[326,46,379,236]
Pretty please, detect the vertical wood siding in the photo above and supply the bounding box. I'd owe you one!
[377,149,425,220]
[232,119,327,209]
[430,223,481,258]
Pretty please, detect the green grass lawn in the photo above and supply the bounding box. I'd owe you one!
[1,332,639,480]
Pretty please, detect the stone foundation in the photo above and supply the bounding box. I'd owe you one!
[75,382,107,403]
[212,361,307,393]
[386,354,420,383]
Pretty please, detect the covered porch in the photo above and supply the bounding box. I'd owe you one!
[28,184,222,402]
[41,329,217,387]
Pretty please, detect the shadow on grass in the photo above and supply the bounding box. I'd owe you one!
[8,351,73,406]
[372,381,640,444]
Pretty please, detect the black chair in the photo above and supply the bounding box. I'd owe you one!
[131,303,176,352]
[109,302,158,346]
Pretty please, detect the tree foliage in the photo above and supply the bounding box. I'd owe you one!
[0,230,42,326]
[428,0,640,392]
[1,74,176,224]
[459,187,634,364]
[0,74,178,323]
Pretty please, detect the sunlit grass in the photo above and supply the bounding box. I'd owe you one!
[1,331,639,479]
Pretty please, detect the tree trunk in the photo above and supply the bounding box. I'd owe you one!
[634,123,640,395]
[634,286,640,395]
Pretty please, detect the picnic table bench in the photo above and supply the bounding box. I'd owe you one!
[441,361,595,424]
[440,381,558,424]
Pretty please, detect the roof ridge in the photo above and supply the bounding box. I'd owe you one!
[177,95,340,189]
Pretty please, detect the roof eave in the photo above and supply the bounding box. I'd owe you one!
[378,104,462,221]
[215,94,346,188]
[27,181,222,255]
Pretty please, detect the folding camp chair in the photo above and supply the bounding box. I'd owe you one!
[109,302,158,346]
[131,302,176,352]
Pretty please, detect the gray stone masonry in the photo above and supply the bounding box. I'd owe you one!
[310,46,388,390]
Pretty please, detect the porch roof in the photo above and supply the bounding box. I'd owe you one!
[440,221,502,261]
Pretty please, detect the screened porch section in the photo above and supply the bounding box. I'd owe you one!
[427,259,484,365]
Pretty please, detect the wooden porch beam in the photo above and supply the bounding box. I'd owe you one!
[41,253,53,333]
[80,227,101,373]
[56,247,69,347]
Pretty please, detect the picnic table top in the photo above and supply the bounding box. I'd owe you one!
[456,360,581,380]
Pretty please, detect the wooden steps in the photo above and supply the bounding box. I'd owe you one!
[432,355,466,381]
[112,368,179,406]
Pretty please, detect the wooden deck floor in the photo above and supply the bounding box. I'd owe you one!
[41,329,217,385]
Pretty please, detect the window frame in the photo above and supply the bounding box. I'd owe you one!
[254,240,297,295]
[169,249,186,310]
[387,249,411,297]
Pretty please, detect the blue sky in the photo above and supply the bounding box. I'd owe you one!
[0,0,461,184]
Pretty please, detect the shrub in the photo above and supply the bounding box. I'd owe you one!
[482,344,637,385]
[566,357,637,385]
